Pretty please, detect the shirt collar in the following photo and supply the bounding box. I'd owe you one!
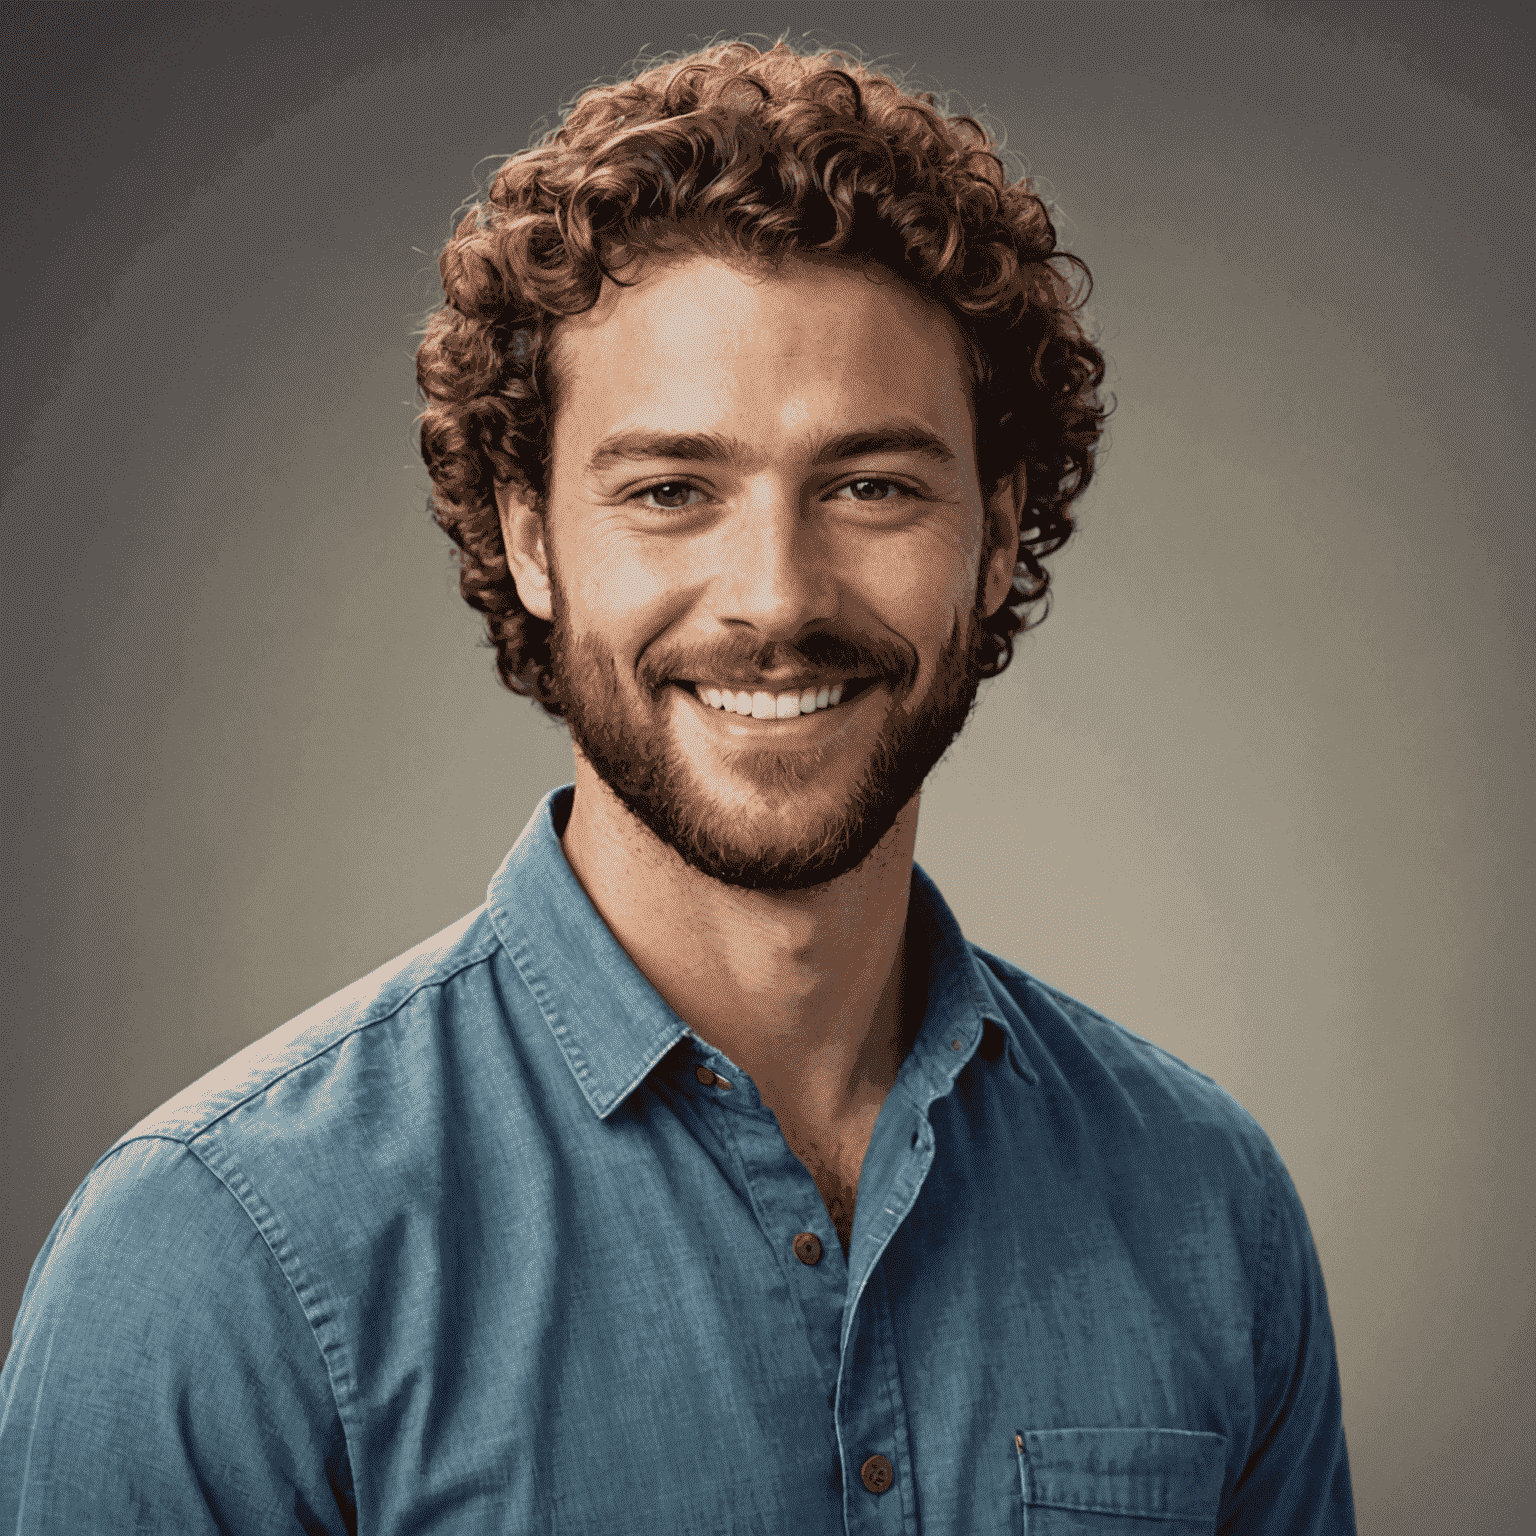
[898,859,1041,1105]
[485,784,1037,1120]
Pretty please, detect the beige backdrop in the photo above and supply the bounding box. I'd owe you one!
[3,1,1532,1528]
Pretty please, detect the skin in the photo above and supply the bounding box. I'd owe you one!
[497,250,1022,1251]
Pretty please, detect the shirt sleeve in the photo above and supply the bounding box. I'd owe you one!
[1220,1137,1356,1533]
[0,1134,354,1535]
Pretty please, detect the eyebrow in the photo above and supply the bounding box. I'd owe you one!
[585,422,957,475]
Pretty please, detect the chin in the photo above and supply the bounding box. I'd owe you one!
[594,733,912,891]
[650,805,905,892]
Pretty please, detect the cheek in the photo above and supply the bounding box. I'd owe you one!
[854,535,977,640]
[555,532,681,640]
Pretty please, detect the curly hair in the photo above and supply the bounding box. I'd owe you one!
[415,36,1107,716]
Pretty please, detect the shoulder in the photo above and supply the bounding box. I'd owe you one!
[104,903,505,1158]
[16,1134,281,1323]
[2,1133,353,1526]
[2,905,512,1515]
[970,944,1279,1194]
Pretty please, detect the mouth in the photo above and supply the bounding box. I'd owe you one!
[670,676,881,720]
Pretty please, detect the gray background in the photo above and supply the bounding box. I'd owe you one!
[3,0,1531,1526]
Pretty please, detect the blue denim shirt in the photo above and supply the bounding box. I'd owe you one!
[2,785,1353,1533]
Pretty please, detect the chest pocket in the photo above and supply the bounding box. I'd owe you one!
[1015,1427,1228,1535]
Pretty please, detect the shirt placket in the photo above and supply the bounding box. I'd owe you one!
[683,1037,953,1536]
[697,1038,946,1529]
[835,1098,935,1536]
[684,1045,850,1406]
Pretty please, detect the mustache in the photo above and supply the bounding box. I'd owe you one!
[637,630,919,694]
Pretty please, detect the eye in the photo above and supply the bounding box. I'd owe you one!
[633,481,702,511]
[837,478,913,503]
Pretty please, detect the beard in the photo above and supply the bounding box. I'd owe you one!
[546,568,992,893]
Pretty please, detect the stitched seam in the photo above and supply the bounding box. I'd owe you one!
[1030,976,1234,1092]
[101,1135,356,1480]
[1030,1498,1211,1520]
[97,938,504,1165]
[1250,1140,1285,1385]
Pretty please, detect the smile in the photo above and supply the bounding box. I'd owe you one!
[684,678,876,719]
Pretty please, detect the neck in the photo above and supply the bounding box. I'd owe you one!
[559,753,922,1125]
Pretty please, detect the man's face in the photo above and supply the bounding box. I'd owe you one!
[500,250,1019,890]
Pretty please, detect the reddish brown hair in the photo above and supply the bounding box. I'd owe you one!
[416,37,1107,715]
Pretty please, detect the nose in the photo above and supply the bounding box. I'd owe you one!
[709,487,839,642]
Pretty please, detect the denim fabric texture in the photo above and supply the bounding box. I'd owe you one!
[1,784,1354,1533]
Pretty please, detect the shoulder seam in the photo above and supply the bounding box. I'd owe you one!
[176,1137,356,1457]
[84,1134,356,1470]
[979,953,1266,1131]
[1028,972,1240,1101]
[105,935,504,1158]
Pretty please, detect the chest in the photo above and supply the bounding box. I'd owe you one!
[333,1105,1252,1533]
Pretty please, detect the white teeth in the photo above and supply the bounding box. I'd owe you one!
[692,680,854,715]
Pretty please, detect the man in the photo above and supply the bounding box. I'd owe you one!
[1,38,1354,1533]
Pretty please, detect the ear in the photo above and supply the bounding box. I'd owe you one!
[495,479,554,623]
[981,467,1026,619]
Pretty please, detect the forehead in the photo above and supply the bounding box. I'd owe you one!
[545,251,977,464]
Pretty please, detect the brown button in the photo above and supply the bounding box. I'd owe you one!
[694,1065,716,1086]
[860,1454,894,1494]
[792,1231,823,1266]
[712,1074,732,1091]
